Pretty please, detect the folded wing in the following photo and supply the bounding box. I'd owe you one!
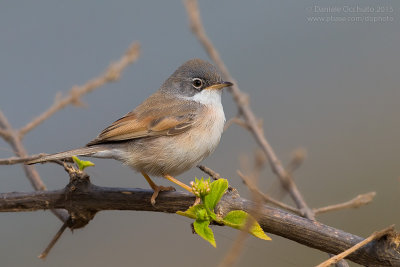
[87,92,200,146]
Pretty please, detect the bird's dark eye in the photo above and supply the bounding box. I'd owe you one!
[192,78,203,90]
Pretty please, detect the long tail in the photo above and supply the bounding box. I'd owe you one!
[26,146,106,165]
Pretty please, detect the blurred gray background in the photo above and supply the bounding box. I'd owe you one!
[1,1,399,266]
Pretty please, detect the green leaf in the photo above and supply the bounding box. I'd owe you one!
[176,204,205,220]
[72,156,95,170]
[193,219,216,247]
[222,210,248,229]
[249,221,271,241]
[204,179,228,211]
[223,210,271,241]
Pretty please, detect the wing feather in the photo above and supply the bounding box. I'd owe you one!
[87,92,200,146]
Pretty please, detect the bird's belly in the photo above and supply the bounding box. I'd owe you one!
[123,105,225,176]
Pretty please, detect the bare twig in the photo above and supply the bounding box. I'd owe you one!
[197,164,222,180]
[0,154,48,165]
[237,170,300,215]
[38,217,71,260]
[0,128,10,140]
[315,225,396,267]
[314,192,376,215]
[0,110,48,191]
[19,42,140,137]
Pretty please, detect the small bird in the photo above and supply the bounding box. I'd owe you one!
[28,59,233,205]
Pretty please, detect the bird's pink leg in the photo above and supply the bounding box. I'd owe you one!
[141,172,175,206]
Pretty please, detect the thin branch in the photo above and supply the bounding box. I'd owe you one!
[0,128,10,140]
[0,110,48,191]
[19,42,140,137]
[314,192,376,215]
[0,154,48,165]
[38,217,71,260]
[0,110,13,135]
[1,185,399,266]
[315,225,396,267]
[237,170,301,215]
[197,164,222,180]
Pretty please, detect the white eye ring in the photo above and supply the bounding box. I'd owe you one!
[192,78,203,90]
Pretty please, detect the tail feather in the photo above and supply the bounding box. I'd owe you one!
[26,146,105,164]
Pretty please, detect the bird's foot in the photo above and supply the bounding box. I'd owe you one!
[151,185,175,206]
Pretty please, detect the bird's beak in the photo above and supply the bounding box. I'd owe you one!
[205,81,233,90]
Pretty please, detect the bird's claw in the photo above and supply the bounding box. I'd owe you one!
[151,185,176,206]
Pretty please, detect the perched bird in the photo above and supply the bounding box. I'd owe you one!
[28,59,233,204]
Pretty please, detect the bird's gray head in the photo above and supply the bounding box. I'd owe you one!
[160,59,233,101]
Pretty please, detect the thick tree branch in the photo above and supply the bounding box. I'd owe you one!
[0,184,399,266]
[316,225,396,267]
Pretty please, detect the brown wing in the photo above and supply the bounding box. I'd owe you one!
[87,91,200,146]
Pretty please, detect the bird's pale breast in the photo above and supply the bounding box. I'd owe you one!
[121,103,225,176]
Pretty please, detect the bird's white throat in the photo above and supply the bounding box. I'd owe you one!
[184,89,222,106]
